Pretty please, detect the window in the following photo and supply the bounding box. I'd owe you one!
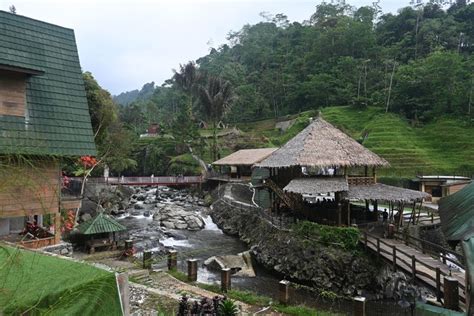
[0,69,27,117]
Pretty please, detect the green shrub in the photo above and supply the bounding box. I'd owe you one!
[218,299,239,316]
[292,221,360,251]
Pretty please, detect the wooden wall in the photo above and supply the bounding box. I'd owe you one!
[0,160,60,218]
[0,69,27,117]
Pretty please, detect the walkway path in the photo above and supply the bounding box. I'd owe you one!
[362,232,466,306]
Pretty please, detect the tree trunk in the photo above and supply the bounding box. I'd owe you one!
[386,62,396,113]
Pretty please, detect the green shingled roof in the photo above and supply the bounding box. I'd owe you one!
[439,181,474,241]
[0,11,96,156]
[77,212,126,235]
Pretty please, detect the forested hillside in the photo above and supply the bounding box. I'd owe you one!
[86,1,473,178]
[120,1,473,126]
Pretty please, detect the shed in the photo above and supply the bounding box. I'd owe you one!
[77,213,126,253]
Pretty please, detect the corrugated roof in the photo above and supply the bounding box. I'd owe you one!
[0,11,96,156]
[284,177,349,195]
[213,148,278,166]
[345,183,430,203]
[257,117,389,169]
[77,213,126,235]
[439,182,474,241]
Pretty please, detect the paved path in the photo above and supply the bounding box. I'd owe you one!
[363,233,466,306]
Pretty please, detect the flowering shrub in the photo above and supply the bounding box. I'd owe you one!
[61,210,75,233]
[74,155,98,177]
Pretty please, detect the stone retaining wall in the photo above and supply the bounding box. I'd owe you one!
[211,185,379,296]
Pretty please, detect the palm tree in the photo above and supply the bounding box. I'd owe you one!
[198,76,235,161]
[173,61,200,117]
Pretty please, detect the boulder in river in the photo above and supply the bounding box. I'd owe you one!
[153,205,205,231]
[204,251,256,277]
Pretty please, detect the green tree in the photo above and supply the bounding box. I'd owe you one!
[197,76,235,160]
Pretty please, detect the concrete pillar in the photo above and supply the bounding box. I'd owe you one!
[167,250,177,271]
[221,268,231,292]
[279,280,290,305]
[444,276,459,311]
[353,296,366,316]
[143,251,152,269]
[187,259,198,282]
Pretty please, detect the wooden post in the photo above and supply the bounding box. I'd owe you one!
[167,250,177,271]
[279,280,290,305]
[54,212,61,244]
[187,259,198,282]
[411,255,416,281]
[392,246,397,271]
[221,268,231,292]
[116,273,130,316]
[125,240,133,251]
[337,202,342,226]
[364,231,368,250]
[436,267,442,302]
[353,296,366,316]
[143,251,152,269]
[377,238,380,257]
[347,202,351,226]
[444,276,460,311]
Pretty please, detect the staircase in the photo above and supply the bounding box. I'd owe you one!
[263,178,299,210]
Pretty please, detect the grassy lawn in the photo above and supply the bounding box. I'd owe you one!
[0,244,122,315]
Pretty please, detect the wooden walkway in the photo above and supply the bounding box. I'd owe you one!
[362,232,466,306]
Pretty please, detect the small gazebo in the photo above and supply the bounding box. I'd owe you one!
[77,213,127,253]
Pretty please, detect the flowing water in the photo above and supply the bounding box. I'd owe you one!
[116,189,407,315]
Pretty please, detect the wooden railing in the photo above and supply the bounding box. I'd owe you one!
[362,231,466,304]
[347,176,376,186]
[393,231,465,270]
[263,178,299,210]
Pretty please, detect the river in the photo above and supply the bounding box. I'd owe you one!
[116,187,407,315]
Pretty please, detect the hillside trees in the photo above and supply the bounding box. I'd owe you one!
[83,72,136,175]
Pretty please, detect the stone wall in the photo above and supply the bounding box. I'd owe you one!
[210,188,379,296]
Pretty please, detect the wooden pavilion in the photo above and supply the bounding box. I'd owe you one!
[212,148,277,179]
[254,115,429,226]
[77,213,127,253]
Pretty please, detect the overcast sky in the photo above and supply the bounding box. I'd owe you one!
[1,0,409,95]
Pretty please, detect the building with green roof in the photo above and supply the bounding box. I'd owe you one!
[0,10,96,245]
[439,182,474,314]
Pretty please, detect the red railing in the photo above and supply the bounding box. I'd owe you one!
[70,176,203,186]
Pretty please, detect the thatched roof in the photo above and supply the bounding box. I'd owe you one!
[439,182,474,241]
[284,177,349,195]
[257,117,389,169]
[345,183,430,203]
[213,148,278,166]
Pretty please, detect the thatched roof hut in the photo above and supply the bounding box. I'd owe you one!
[345,183,430,203]
[257,117,389,169]
[213,148,278,166]
[284,177,349,195]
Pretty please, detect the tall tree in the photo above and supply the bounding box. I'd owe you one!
[197,76,235,160]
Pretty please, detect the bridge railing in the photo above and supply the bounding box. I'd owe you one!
[69,176,203,185]
[393,231,465,270]
[363,231,466,304]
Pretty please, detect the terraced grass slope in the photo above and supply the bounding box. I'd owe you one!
[232,107,474,177]
[322,107,474,177]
